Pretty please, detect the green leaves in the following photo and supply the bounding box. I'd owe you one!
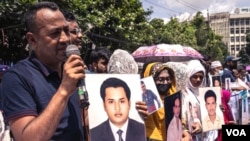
[0,0,230,64]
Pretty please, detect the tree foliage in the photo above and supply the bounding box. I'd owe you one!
[0,0,228,65]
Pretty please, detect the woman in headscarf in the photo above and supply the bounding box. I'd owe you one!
[107,49,138,74]
[181,60,205,141]
[136,62,191,141]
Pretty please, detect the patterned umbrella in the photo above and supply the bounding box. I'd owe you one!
[132,44,201,63]
[182,46,204,59]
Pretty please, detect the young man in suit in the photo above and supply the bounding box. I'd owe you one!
[90,77,146,141]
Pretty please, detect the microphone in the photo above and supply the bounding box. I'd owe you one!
[66,44,89,108]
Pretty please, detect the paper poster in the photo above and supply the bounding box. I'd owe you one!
[199,87,224,132]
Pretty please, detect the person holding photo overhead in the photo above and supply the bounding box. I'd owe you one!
[202,90,224,132]
[141,81,161,113]
[90,77,146,141]
[166,95,182,141]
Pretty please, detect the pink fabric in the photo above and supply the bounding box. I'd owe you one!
[246,65,250,71]
[217,89,234,141]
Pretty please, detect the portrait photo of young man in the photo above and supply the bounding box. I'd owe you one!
[199,87,224,132]
[164,91,182,141]
[86,74,146,141]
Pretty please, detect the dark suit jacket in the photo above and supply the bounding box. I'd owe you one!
[90,118,146,141]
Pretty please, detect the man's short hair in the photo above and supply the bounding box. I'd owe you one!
[100,77,131,101]
[61,10,76,22]
[90,47,111,64]
[140,81,144,85]
[204,90,217,102]
[23,1,59,33]
[173,95,180,107]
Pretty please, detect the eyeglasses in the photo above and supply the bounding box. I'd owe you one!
[69,28,82,35]
[156,77,171,83]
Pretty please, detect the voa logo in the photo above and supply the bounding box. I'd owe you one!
[226,129,246,136]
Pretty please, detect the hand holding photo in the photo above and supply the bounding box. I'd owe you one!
[141,76,163,114]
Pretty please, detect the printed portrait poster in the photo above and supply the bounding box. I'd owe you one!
[228,91,240,124]
[85,74,146,141]
[239,90,249,125]
[225,78,231,91]
[199,87,224,132]
[164,91,182,141]
[212,75,221,87]
[141,76,163,115]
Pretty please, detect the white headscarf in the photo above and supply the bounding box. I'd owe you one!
[186,60,206,95]
[107,49,138,74]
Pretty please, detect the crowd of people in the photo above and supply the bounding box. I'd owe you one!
[0,1,249,141]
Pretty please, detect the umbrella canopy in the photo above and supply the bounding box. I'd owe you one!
[132,44,203,63]
[182,46,203,59]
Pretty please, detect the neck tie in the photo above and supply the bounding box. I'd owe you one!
[117,129,124,141]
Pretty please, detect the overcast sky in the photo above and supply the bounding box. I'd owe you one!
[140,0,250,20]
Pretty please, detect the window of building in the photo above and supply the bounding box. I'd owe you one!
[230,20,234,26]
[235,28,239,34]
[236,45,240,51]
[240,19,245,25]
[241,28,245,34]
[235,20,239,25]
[246,20,250,25]
[236,36,240,42]
[231,37,235,42]
[246,27,250,33]
[231,45,235,50]
[241,8,249,12]
[241,36,246,42]
[230,28,234,34]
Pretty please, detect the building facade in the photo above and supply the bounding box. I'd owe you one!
[209,8,250,56]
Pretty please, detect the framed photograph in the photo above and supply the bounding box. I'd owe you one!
[164,91,182,141]
[85,74,146,141]
[141,76,163,114]
[225,78,231,90]
[238,90,249,125]
[228,91,241,124]
[212,75,221,87]
[199,87,224,132]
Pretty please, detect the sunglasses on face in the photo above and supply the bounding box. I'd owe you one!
[69,28,82,35]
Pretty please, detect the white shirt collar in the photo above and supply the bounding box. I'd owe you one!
[109,118,129,141]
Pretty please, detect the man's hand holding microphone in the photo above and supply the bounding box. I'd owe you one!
[64,44,89,108]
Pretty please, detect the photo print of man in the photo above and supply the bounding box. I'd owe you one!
[239,90,249,125]
[212,75,221,87]
[141,76,163,114]
[225,78,231,90]
[199,87,224,132]
[164,91,182,141]
[85,74,146,141]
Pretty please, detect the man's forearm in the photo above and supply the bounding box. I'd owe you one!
[16,89,71,141]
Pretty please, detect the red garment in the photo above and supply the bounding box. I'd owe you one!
[217,89,234,141]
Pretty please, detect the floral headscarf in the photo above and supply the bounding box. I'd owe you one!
[143,62,176,95]
[107,49,138,74]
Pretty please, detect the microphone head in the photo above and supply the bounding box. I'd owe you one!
[66,44,81,57]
